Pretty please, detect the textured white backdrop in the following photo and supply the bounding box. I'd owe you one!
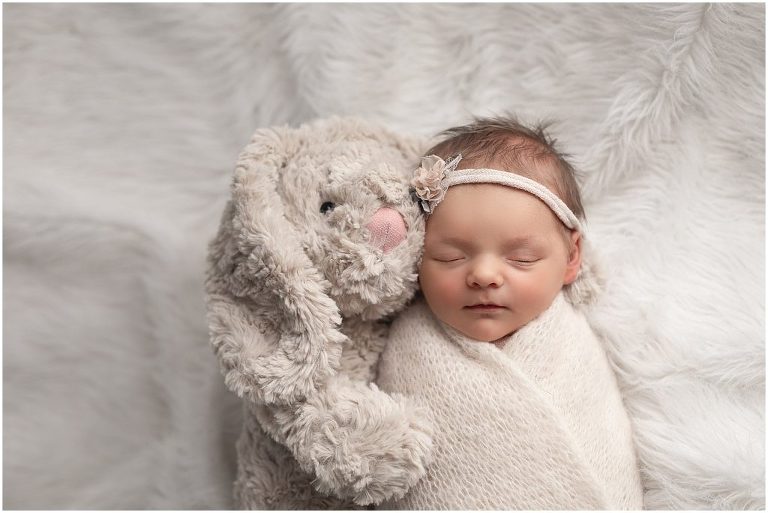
[4,3,764,509]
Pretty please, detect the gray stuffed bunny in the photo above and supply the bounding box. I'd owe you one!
[205,117,433,508]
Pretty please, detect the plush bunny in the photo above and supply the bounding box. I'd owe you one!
[205,117,433,508]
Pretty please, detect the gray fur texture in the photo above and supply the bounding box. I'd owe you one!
[205,117,433,507]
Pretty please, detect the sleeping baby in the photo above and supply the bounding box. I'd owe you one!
[376,116,644,509]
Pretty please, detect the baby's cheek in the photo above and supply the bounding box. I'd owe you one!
[420,265,463,300]
[516,271,560,310]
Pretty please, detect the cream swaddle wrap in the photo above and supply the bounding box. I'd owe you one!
[376,292,644,510]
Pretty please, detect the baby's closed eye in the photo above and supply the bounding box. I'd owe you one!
[506,253,541,265]
[432,254,465,262]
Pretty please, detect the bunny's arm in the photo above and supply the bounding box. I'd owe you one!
[254,375,433,506]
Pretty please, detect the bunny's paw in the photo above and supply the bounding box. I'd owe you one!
[296,379,433,505]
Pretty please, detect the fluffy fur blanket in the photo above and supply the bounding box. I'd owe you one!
[377,294,644,510]
[4,3,764,509]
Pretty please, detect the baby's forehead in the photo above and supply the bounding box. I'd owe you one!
[428,184,564,232]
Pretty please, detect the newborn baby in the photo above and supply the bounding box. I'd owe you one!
[377,116,644,509]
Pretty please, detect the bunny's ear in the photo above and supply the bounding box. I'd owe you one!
[563,235,604,309]
[205,127,345,406]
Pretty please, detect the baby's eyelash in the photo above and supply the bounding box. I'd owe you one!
[508,258,540,264]
[434,257,463,262]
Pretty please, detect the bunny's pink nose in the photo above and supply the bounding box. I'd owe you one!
[365,207,407,253]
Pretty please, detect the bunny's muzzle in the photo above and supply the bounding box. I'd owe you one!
[365,207,407,253]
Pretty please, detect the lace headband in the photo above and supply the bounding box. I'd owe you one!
[411,154,582,232]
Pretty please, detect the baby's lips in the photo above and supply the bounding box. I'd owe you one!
[365,207,407,253]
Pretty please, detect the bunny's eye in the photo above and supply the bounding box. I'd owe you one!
[320,202,336,214]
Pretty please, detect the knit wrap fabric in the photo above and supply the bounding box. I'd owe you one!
[377,293,644,510]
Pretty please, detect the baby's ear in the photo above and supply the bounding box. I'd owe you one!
[563,234,604,308]
[563,230,582,286]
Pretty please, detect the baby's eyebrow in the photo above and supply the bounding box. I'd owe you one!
[430,237,471,251]
[501,237,542,250]
[436,236,541,249]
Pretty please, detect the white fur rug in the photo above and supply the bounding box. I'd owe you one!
[4,4,764,509]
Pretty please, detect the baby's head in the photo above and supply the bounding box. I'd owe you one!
[412,116,585,344]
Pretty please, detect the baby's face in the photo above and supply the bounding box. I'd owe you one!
[419,184,580,344]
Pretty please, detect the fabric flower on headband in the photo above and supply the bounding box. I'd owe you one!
[411,153,462,214]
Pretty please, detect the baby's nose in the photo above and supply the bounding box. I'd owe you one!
[467,257,504,288]
[365,207,407,253]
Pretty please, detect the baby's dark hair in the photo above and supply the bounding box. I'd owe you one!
[426,115,585,221]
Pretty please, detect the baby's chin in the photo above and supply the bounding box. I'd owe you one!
[452,323,514,345]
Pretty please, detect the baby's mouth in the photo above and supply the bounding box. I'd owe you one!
[465,303,506,310]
